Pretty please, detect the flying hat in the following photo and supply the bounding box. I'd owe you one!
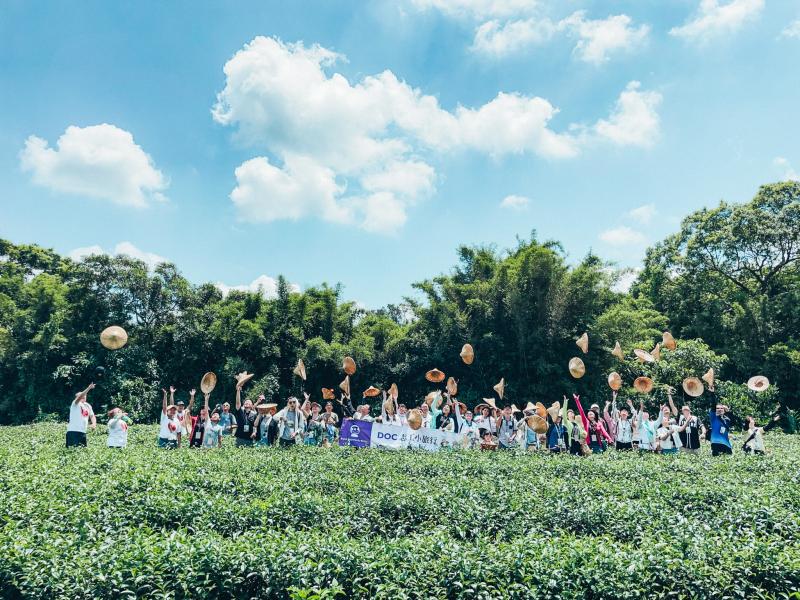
[651,343,661,361]
[100,325,128,350]
[568,357,585,379]
[460,343,474,365]
[446,377,458,396]
[576,332,589,354]
[456,401,467,414]
[701,368,715,391]
[321,388,335,401]
[363,386,380,398]
[493,378,505,399]
[342,356,356,376]
[383,396,396,415]
[200,372,217,394]
[634,349,655,363]
[682,377,704,397]
[293,359,307,381]
[525,414,548,434]
[476,397,498,412]
[608,371,623,391]
[546,401,561,421]
[633,376,654,394]
[235,371,255,387]
[426,368,446,383]
[662,331,677,351]
[523,401,536,413]
[747,375,770,392]
[534,402,547,419]
[611,341,624,361]
[510,405,521,415]
[407,408,423,430]
[339,375,351,397]
[388,383,399,399]
[423,391,439,406]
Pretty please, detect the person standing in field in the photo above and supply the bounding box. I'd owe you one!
[708,404,734,456]
[201,392,224,449]
[66,382,96,447]
[217,402,237,437]
[106,407,132,448]
[275,396,305,447]
[678,405,705,454]
[656,417,690,455]
[187,389,209,448]
[233,383,258,447]
[742,414,781,455]
[158,388,182,449]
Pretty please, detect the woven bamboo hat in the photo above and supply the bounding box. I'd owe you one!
[569,357,585,379]
[100,325,128,350]
[460,344,474,365]
[576,332,589,354]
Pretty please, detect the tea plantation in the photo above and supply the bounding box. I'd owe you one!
[0,424,799,600]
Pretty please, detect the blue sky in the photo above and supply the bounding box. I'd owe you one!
[1,0,798,307]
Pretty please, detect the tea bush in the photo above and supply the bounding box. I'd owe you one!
[0,424,798,599]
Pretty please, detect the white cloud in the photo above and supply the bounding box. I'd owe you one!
[215,275,301,298]
[670,0,764,40]
[68,242,168,270]
[599,226,647,246]
[628,203,657,225]
[781,20,800,38]
[500,194,531,209]
[774,157,799,181]
[594,81,662,147]
[20,124,167,208]
[561,11,649,64]
[471,18,556,56]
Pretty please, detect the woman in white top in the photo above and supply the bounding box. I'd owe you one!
[656,418,690,454]
[158,388,182,449]
[107,407,132,448]
[742,415,781,454]
[201,392,224,449]
[474,405,496,438]
[66,383,97,447]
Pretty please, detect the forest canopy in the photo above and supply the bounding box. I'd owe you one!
[1,181,798,424]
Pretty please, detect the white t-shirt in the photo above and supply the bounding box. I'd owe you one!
[202,420,224,448]
[159,413,181,440]
[107,417,129,447]
[657,425,683,450]
[67,401,94,433]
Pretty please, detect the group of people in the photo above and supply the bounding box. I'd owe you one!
[66,378,781,456]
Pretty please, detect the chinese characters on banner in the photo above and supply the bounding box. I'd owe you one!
[339,419,469,451]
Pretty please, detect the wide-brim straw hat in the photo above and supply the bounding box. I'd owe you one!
[576,332,589,354]
[523,401,536,413]
[535,402,547,419]
[235,371,255,387]
[322,388,335,401]
[293,359,307,381]
[634,349,655,363]
[423,391,439,406]
[446,377,458,396]
[525,415,548,434]
[702,368,715,390]
[383,397,396,415]
[568,357,585,379]
[662,331,677,351]
[339,375,351,397]
[363,386,380,398]
[651,343,661,361]
[200,372,217,394]
[165,404,177,412]
[682,377,704,397]
[257,402,277,412]
[342,356,356,376]
[611,341,624,361]
[747,375,770,392]
[100,325,128,350]
[493,378,505,399]
[389,383,399,399]
[407,409,423,430]
[476,397,498,412]
[608,371,623,391]
[460,343,474,365]
[426,368,446,383]
[546,401,561,421]
[633,376,654,394]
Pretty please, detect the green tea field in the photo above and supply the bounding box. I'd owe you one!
[1,424,799,600]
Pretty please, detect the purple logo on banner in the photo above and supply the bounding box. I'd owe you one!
[339,418,373,447]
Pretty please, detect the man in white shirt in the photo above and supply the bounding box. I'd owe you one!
[66,383,96,447]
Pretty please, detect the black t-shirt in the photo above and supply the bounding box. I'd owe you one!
[679,415,701,449]
[234,408,257,440]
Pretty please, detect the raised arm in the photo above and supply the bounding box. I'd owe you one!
[203,391,210,423]
[185,389,196,429]
[574,394,589,435]
[73,382,95,405]
[598,422,613,444]
[667,390,678,416]
[161,388,168,415]
[235,386,242,410]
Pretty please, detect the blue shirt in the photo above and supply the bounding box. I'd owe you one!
[708,411,732,448]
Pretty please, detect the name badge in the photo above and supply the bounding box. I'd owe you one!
[243,424,249,433]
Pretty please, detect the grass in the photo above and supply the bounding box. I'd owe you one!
[0,423,798,599]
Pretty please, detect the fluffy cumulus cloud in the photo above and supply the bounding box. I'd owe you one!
[561,12,649,64]
[215,37,660,233]
[471,18,556,56]
[670,0,764,40]
[500,194,531,209]
[20,124,167,208]
[594,82,662,147]
[599,225,647,246]
[215,275,301,298]
[68,241,168,270]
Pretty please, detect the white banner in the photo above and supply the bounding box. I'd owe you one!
[370,422,470,451]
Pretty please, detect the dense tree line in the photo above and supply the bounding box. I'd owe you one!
[0,182,797,425]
